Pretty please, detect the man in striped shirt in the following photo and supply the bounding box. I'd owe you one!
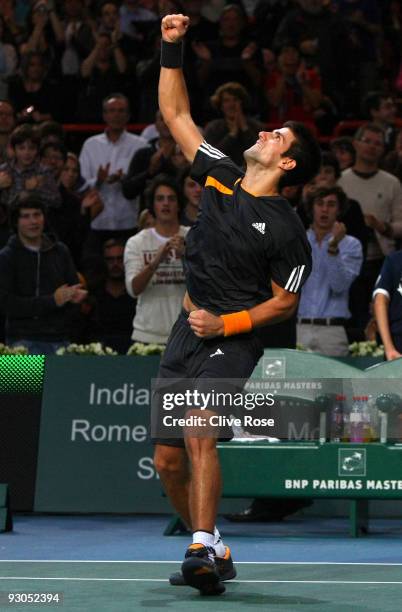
[152,13,321,596]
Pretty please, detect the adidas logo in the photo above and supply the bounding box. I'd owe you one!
[252,222,265,235]
[210,348,224,358]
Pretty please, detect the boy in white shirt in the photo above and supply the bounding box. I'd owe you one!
[124,174,189,344]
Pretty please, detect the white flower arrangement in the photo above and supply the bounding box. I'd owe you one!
[348,341,384,357]
[0,343,29,355]
[56,343,118,356]
[127,342,165,356]
[295,343,313,352]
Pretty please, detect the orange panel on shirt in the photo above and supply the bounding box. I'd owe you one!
[205,176,234,195]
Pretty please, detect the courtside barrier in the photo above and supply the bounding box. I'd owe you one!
[2,352,402,529]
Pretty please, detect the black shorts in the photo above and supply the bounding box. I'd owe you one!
[152,309,263,447]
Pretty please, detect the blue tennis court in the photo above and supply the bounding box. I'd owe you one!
[1,515,401,611]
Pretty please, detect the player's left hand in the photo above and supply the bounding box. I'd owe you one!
[188,309,224,338]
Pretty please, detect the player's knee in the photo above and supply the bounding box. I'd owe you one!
[153,445,187,478]
[185,436,217,462]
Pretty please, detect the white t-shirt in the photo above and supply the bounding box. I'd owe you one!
[124,226,189,343]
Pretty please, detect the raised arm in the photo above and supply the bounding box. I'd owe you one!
[159,14,203,163]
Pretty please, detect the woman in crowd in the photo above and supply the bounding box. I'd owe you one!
[194,3,263,108]
[204,81,263,167]
[265,42,337,134]
[20,0,64,78]
[77,31,128,122]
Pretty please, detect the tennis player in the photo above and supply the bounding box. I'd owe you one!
[153,13,321,596]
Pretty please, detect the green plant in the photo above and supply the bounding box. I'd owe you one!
[56,343,118,355]
[127,342,165,356]
[0,343,29,355]
[348,341,384,357]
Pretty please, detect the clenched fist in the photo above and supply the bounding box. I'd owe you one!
[330,221,346,245]
[188,309,224,338]
[161,13,190,43]
[168,234,185,257]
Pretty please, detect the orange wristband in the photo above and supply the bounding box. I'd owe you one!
[220,310,253,336]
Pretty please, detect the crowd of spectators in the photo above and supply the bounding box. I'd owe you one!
[0,0,400,125]
[0,0,402,356]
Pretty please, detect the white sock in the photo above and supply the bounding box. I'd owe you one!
[192,530,215,559]
[213,526,226,557]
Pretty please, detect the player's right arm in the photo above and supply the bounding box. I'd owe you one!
[159,14,203,164]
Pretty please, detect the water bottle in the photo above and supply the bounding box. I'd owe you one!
[330,394,345,442]
[342,403,351,442]
[360,395,374,442]
[350,396,364,443]
[367,394,379,441]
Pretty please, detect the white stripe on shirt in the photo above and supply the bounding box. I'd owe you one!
[290,264,305,292]
[201,140,226,157]
[199,141,226,159]
[285,266,299,291]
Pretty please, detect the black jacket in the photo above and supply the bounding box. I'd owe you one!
[121,139,179,201]
[0,234,78,341]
